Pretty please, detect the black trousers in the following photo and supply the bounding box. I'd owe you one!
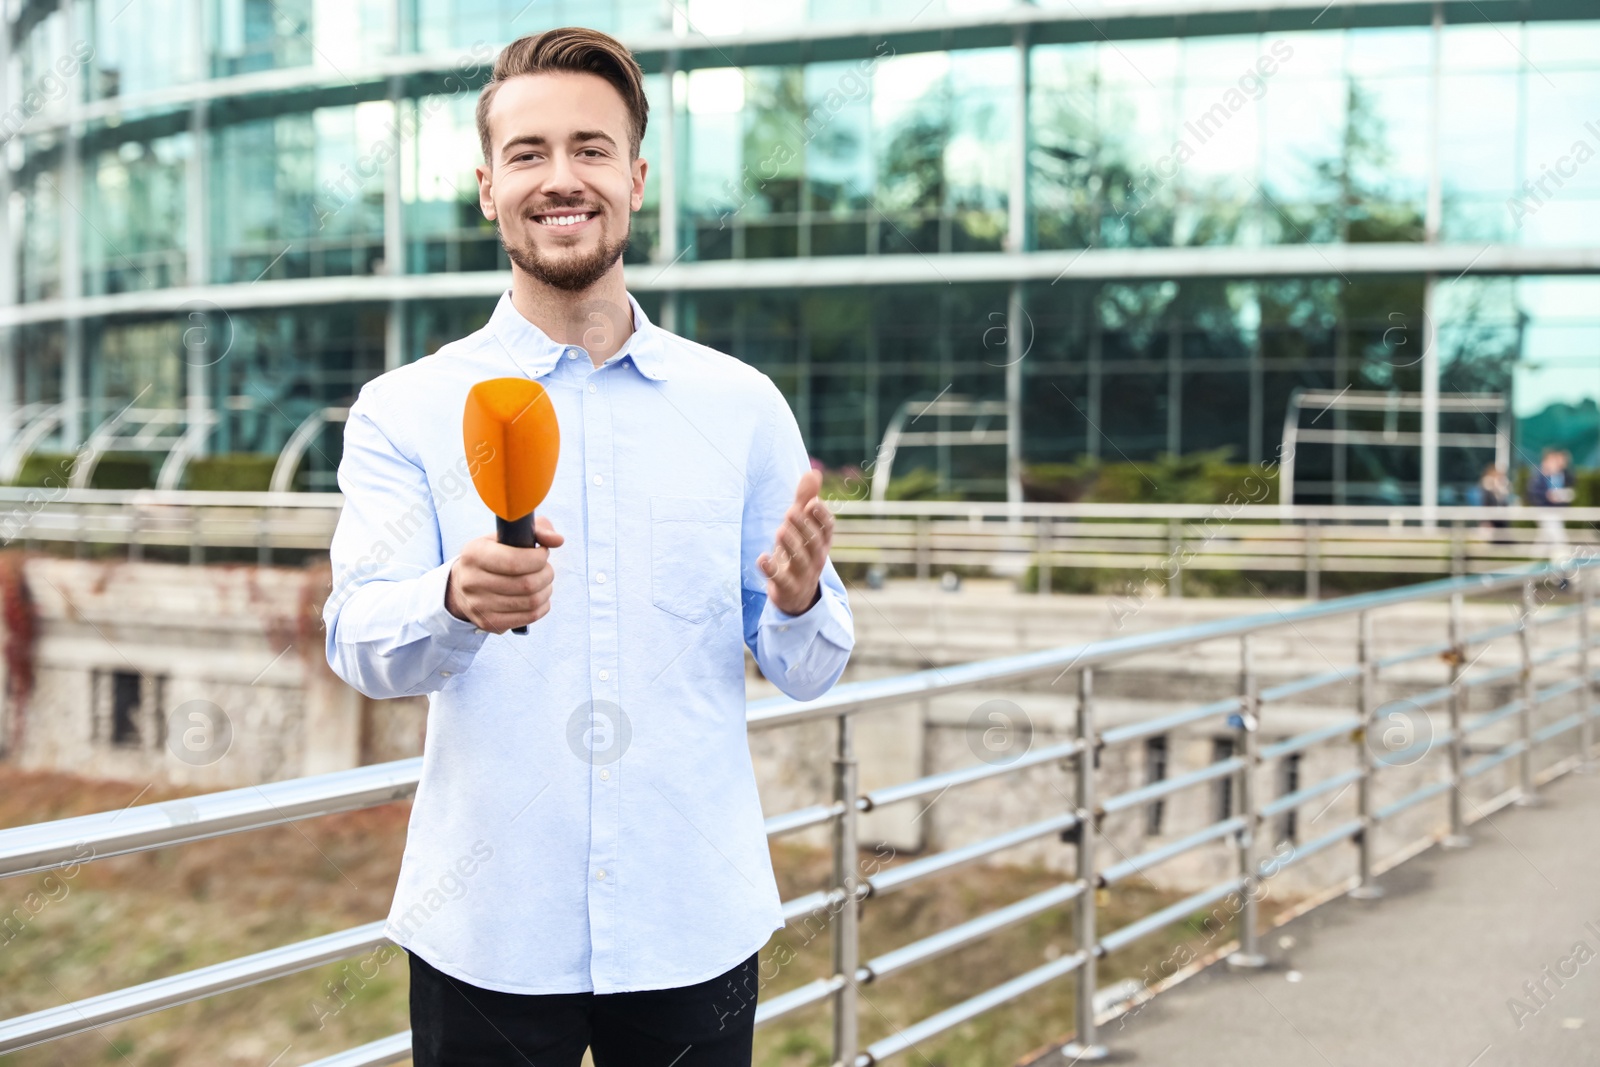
[408,949,760,1066]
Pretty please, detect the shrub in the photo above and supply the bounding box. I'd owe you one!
[185,454,278,492]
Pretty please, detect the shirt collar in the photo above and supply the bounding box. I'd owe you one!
[487,289,670,382]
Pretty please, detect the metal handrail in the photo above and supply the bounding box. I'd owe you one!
[1099,818,1249,886]
[1098,696,1242,746]
[0,924,391,1050]
[1260,666,1361,703]
[0,759,425,879]
[859,739,1081,810]
[1260,767,1365,818]
[1276,818,1365,869]
[6,488,1600,521]
[867,812,1082,897]
[1099,878,1249,957]
[1259,719,1363,763]
[0,559,1595,1064]
[1374,640,1454,670]
[3,491,1597,580]
[300,1033,411,1067]
[1099,758,1246,816]
[858,880,1086,985]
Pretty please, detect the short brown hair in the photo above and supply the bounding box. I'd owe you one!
[475,28,649,166]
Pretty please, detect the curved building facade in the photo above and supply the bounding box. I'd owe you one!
[2,0,1597,501]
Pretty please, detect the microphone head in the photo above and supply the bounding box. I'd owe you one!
[463,377,560,521]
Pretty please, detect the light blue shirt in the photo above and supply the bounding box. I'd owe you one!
[322,289,855,994]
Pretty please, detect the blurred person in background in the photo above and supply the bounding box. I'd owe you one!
[1528,447,1575,571]
[1470,463,1512,543]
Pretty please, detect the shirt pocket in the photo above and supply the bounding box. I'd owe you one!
[649,495,744,624]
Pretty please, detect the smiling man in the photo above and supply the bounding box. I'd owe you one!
[321,26,856,1067]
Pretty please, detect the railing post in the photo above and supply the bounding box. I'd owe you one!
[190,509,203,565]
[1351,611,1384,899]
[1062,668,1108,1061]
[1166,519,1182,598]
[258,509,273,567]
[1228,633,1267,968]
[1443,592,1471,848]
[831,712,860,1066]
[1580,567,1594,770]
[1516,578,1540,806]
[915,516,930,584]
[1037,517,1053,597]
[1305,520,1319,601]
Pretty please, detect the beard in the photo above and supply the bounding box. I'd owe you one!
[500,210,632,293]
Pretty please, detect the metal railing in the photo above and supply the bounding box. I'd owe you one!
[0,488,1596,586]
[0,560,1596,1064]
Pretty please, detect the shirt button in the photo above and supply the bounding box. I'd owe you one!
[473,628,484,635]
[595,571,607,584]
[592,473,603,486]
[598,669,609,680]
[596,868,607,881]
[778,624,789,632]
[566,349,578,359]
[599,768,611,781]
[440,670,453,677]
[588,382,597,394]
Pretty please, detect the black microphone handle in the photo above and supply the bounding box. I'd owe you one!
[496,512,537,634]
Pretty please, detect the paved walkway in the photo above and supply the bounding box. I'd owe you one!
[1077,767,1600,1067]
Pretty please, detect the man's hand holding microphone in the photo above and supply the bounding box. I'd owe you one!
[445,518,566,634]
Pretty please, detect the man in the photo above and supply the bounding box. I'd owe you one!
[1528,447,1575,568]
[1471,463,1512,545]
[322,27,855,1066]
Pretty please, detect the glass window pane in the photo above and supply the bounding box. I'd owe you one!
[1527,19,1600,70]
[1514,278,1600,467]
[210,104,386,284]
[17,10,80,122]
[86,134,191,295]
[1518,70,1600,247]
[93,319,185,421]
[18,162,63,303]
[803,57,876,260]
[1030,43,1098,250]
[1093,41,1179,248]
[1439,72,1519,242]
[403,94,502,274]
[1259,74,1345,243]
[946,49,1012,251]
[1174,36,1277,248]
[414,0,663,54]
[93,0,197,97]
[1441,24,1524,73]
[210,305,387,480]
[875,51,951,222]
[211,0,394,77]
[1344,75,1429,241]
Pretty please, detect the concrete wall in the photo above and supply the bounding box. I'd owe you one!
[0,558,415,790]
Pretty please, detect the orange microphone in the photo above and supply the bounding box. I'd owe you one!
[463,377,561,634]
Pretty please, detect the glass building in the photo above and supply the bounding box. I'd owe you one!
[2,0,1597,501]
